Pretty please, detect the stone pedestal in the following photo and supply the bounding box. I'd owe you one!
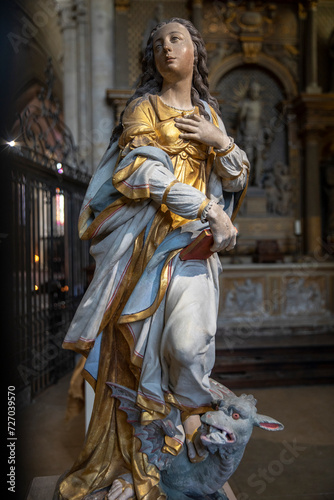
[26,475,59,500]
[26,476,237,499]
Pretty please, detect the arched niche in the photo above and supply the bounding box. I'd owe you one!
[209,53,298,100]
[209,54,299,222]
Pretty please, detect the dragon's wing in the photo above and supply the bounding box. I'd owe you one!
[107,382,178,471]
[209,378,235,401]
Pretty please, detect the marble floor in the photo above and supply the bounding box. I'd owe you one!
[17,373,334,500]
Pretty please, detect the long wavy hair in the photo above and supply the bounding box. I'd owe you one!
[110,18,221,144]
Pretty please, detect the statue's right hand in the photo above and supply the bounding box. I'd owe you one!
[206,203,237,252]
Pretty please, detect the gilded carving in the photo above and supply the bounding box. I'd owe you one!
[298,2,307,20]
[307,0,319,11]
[203,1,277,59]
[115,0,130,13]
[240,39,262,60]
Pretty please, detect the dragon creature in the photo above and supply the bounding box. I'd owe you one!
[104,378,284,500]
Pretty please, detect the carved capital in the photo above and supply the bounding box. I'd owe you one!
[75,0,88,21]
[106,89,133,122]
[57,0,77,30]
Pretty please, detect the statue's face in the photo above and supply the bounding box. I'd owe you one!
[249,83,261,100]
[153,22,194,84]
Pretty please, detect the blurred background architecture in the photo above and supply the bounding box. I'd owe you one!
[0,1,333,497]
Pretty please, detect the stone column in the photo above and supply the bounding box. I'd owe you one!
[58,0,79,142]
[329,29,334,92]
[192,0,203,33]
[305,0,322,93]
[304,131,322,253]
[89,0,114,168]
[114,0,130,88]
[76,0,92,169]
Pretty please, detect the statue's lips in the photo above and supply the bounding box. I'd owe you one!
[200,425,236,445]
[165,57,176,64]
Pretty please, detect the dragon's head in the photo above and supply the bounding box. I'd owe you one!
[199,390,283,456]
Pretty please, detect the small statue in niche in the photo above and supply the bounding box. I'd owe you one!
[263,172,279,214]
[263,161,293,216]
[235,81,272,187]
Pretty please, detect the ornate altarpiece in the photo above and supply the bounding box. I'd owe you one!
[107,0,334,337]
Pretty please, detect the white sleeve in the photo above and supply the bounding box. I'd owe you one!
[119,158,208,219]
[213,115,250,192]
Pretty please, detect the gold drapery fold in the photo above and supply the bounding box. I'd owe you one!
[56,322,166,500]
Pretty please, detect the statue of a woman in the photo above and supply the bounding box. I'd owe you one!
[55,18,250,500]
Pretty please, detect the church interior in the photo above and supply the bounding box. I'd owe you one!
[1,0,333,499]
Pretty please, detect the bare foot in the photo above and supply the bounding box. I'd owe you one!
[184,415,208,463]
[107,479,134,500]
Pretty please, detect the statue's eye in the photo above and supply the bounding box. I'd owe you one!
[232,412,240,420]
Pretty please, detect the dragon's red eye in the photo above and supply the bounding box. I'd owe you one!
[232,412,240,420]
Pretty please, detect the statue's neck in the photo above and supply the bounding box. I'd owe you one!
[159,80,193,110]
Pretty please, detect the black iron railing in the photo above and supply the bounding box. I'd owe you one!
[9,153,90,400]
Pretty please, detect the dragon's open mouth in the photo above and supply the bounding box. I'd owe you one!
[200,424,236,446]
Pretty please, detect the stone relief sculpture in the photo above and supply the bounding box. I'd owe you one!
[224,279,263,315]
[54,18,283,500]
[263,161,293,216]
[285,278,327,316]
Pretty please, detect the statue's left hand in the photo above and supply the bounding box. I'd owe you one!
[175,114,229,150]
[206,202,237,252]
